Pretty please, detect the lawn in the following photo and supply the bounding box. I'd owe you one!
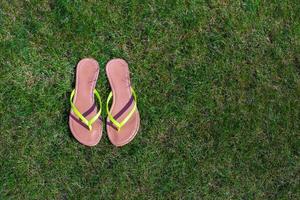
[0,0,299,199]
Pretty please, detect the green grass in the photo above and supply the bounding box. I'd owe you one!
[0,0,299,199]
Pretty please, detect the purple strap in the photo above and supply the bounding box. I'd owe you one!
[70,102,102,130]
[107,95,134,130]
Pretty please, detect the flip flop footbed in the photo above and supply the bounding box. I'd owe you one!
[106,58,140,147]
[69,58,102,146]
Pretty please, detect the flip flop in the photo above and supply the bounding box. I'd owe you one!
[69,58,103,146]
[106,58,140,147]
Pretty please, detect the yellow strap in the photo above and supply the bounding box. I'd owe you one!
[70,89,102,131]
[106,87,137,132]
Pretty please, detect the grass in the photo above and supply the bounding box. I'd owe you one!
[0,0,299,199]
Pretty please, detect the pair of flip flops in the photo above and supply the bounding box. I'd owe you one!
[69,58,140,147]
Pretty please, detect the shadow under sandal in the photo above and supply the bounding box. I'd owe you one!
[106,58,140,147]
[69,58,103,146]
